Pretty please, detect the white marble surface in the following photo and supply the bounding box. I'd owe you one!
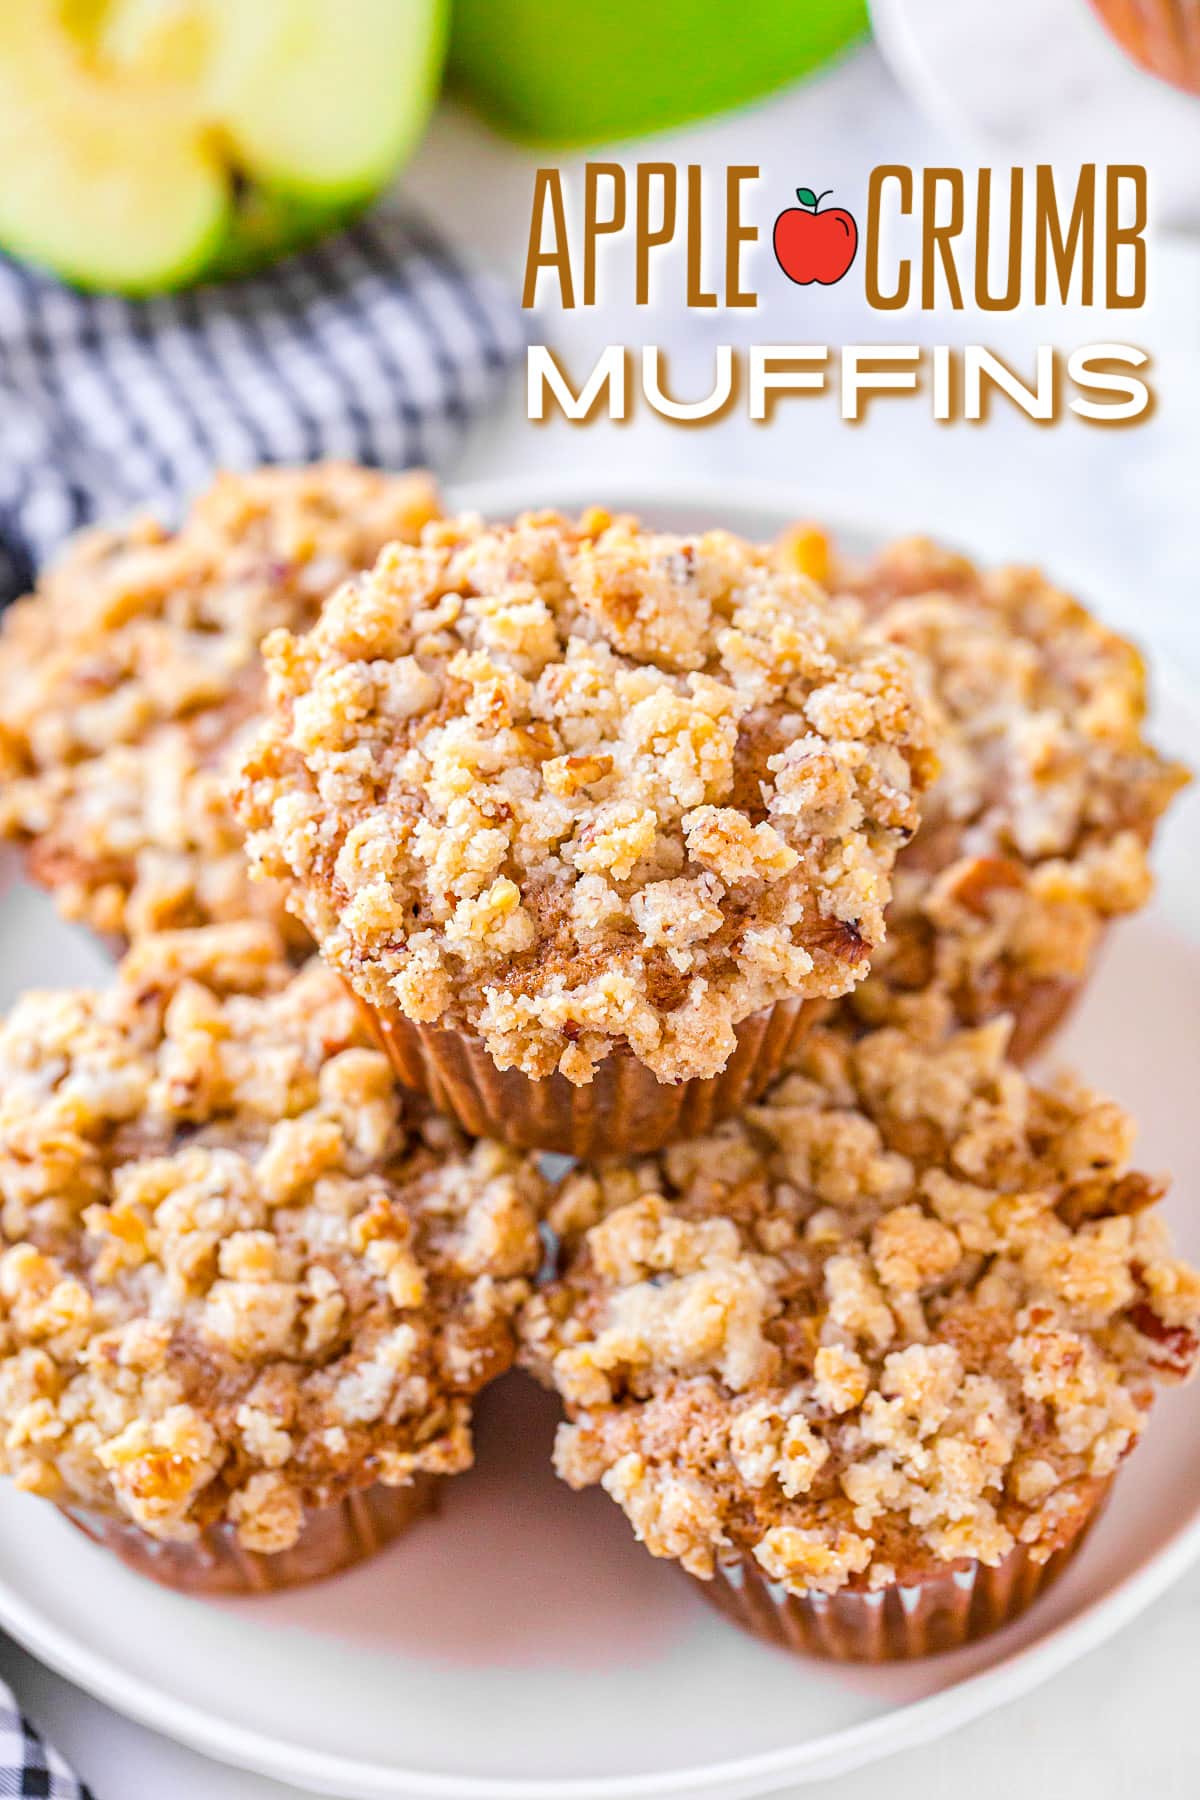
[4,38,1198,1800]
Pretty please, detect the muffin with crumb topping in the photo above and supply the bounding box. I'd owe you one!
[777,530,1187,1060]
[235,509,935,1156]
[0,922,544,1595]
[522,1014,1199,1659]
[0,463,441,953]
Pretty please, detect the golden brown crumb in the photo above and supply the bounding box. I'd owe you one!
[0,464,442,950]
[0,923,544,1550]
[784,533,1188,1045]
[522,1015,1198,1594]
[235,510,934,1086]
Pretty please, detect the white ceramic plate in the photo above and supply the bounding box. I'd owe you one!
[0,478,1197,1800]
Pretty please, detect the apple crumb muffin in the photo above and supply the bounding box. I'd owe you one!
[0,923,544,1586]
[778,530,1188,1059]
[236,509,934,1114]
[0,463,441,952]
[521,1013,1199,1652]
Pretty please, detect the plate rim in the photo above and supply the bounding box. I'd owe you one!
[0,470,1196,1800]
[0,1498,1198,1800]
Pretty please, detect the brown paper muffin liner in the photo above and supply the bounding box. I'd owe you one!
[359,996,829,1157]
[974,920,1111,1064]
[1004,969,1093,1065]
[1089,0,1200,90]
[59,1474,440,1597]
[694,1480,1111,1662]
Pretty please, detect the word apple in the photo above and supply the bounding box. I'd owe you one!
[773,187,858,287]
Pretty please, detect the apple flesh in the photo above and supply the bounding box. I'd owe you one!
[0,0,447,294]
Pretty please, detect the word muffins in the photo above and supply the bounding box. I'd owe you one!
[236,509,934,1155]
[523,1015,1200,1660]
[0,464,441,952]
[0,925,544,1594]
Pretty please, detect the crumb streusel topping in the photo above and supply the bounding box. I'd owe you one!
[236,510,934,1087]
[0,924,544,1551]
[0,464,441,949]
[777,531,1188,1041]
[522,1016,1200,1594]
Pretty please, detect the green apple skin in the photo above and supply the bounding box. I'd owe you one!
[448,0,870,146]
[204,189,368,285]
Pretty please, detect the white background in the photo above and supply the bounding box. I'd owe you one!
[3,29,1198,1799]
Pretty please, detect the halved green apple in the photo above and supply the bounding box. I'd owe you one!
[0,0,448,293]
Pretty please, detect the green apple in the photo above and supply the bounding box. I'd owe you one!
[449,0,868,146]
[0,0,448,293]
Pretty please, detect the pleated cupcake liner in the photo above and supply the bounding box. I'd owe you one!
[694,1482,1111,1662]
[358,995,830,1157]
[60,1473,440,1596]
[999,965,1095,1065]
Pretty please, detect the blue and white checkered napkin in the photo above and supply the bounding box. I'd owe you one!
[0,204,525,602]
[0,1686,92,1798]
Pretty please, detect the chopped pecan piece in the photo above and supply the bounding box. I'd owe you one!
[1128,1302,1199,1377]
[939,855,1027,919]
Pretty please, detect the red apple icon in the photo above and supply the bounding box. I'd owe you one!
[773,187,858,286]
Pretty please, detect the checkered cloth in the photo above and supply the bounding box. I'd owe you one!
[0,1691,92,1799]
[0,204,525,603]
